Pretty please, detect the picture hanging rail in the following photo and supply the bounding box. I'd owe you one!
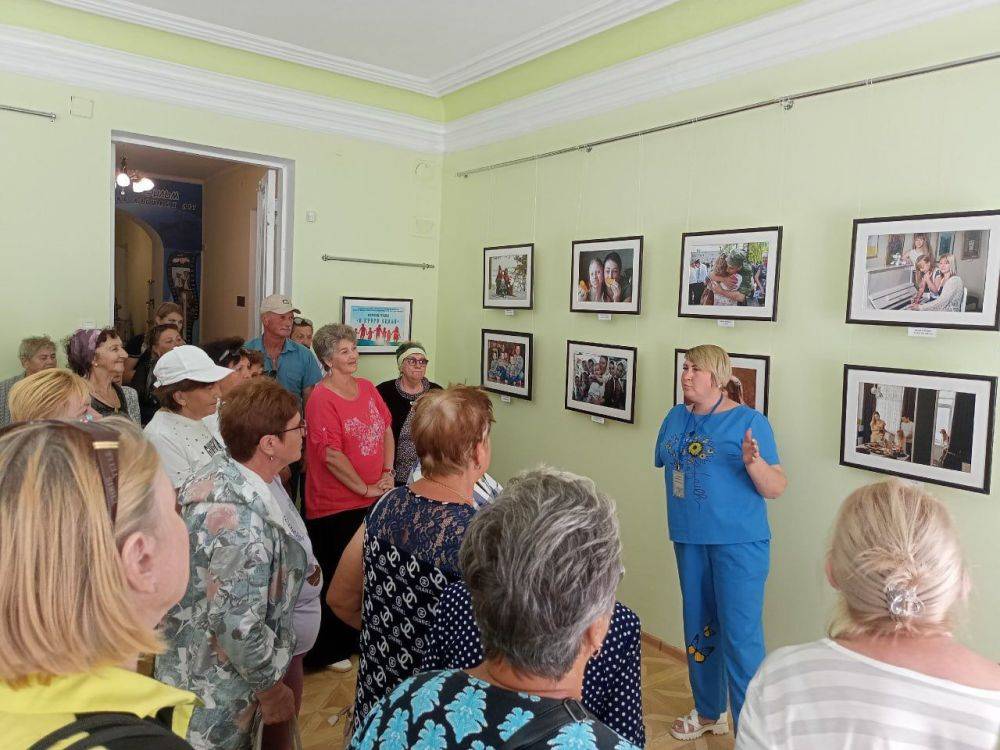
[322,254,435,270]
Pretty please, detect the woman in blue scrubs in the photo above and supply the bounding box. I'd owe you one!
[655,344,787,741]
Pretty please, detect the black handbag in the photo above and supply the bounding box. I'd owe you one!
[29,711,192,750]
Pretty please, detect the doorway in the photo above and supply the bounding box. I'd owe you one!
[110,133,294,346]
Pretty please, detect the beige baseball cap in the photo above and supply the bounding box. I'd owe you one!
[260,293,300,315]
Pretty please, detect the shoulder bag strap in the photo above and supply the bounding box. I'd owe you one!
[499,699,593,750]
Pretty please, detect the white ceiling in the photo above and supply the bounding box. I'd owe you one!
[46,0,678,95]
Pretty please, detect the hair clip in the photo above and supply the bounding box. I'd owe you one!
[885,584,924,620]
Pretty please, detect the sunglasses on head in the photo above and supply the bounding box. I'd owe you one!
[293,317,313,328]
[0,419,120,524]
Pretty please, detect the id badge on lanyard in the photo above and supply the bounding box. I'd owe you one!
[672,468,685,499]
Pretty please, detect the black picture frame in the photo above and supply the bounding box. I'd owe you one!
[839,364,996,494]
[845,209,1000,331]
[569,236,643,315]
[564,340,638,424]
[673,348,771,415]
[481,329,533,400]
[341,296,413,355]
[483,243,534,309]
[678,226,782,322]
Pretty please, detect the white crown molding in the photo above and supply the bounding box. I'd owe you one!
[43,0,438,95]
[43,0,680,97]
[445,0,1000,152]
[0,25,446,152]
[428,0,681,95]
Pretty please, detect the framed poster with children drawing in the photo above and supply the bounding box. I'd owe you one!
[570,236,643,314]
[483,244,533,309]
[840,364,996,494]
[673,349,770,415]
[565,340,637,423]
[845,210,1000,330]
[678,227,782,321]
[481,329,533,400]
[341,297,413,354]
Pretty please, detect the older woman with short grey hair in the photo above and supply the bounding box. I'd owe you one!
[0,334,58,426]
[347,466,641,750]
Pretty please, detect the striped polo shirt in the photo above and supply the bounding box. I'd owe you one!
[737,638,1000,749]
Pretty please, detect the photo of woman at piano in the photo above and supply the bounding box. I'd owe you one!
[908,254,965,312]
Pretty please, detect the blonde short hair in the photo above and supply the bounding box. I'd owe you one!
[18,335,56,364]
[828,479,969,639]
[9,368,90,421]
[684,345,732,389]
[0,417,164,683]
[412,385,494,477]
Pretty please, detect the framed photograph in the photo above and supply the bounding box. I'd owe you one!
[678,227,782,321]
[673,349,770,414]
[565,340,637,423]
[480,329,533,400]
[846,210,1000,330]
[840,364,996,494]
[570,236,643,314]
[483,244,533,309]
[341,297,413,354]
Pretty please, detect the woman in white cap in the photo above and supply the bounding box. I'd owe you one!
[143,345,233,488]
[376,340,441,485]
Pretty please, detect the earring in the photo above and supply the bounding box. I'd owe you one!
[268,455,275,462]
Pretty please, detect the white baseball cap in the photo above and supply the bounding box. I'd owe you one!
[260,294,300,315]
[153,345,234,387]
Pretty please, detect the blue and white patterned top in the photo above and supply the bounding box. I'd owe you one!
[348,668,641,750]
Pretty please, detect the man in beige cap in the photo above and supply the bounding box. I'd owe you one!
[244,293,323,406]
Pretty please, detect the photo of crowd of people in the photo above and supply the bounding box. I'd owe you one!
[848,211,1000,330]
[565,341,636,423]
[841,365,996,493]
[483,244,533,309]
[674,349,769,414]
[679,227,781,320]
[481,330,532,399]
[570,236,643,314]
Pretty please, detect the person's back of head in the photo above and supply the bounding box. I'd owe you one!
[411,385,494,477]
[459,466,622,680]
[0,417,166,683]
[828,478,969,639]
[9,368,90,421]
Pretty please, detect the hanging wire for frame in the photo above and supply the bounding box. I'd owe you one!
[456,50,1000,178]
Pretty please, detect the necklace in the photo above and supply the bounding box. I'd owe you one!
[421,475,473,505]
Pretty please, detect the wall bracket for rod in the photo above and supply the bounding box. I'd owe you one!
[1,103,57,121]
[322,254,435,270]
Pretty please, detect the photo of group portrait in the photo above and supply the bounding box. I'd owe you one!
[481,329,533,400]
[673,349,770,414]
[341,296,413,354]
[565,340,637,423]
[570,236,643,314]
[678,227,782,321]
[846,210,1000,330]
[840,364,996,493]
[483,243,533,309]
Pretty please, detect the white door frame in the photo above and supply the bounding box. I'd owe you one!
[109,131,295,337]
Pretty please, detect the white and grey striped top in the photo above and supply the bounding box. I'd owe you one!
[737,638,1000,750]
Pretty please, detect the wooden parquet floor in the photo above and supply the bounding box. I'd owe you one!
[299,642,734,749]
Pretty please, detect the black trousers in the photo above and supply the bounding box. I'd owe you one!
[303,507,368,669]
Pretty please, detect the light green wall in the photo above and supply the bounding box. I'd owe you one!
[0,69,442,389]
[1,0,443,121]
[436,4,1000,656]
[440,0,803,120]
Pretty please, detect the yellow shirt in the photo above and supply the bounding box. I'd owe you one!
[0,665,196,749]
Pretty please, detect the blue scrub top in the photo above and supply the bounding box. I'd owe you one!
[654,403,779,545]
[244,336,322,403]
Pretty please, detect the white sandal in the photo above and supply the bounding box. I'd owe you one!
[669,708,730,740]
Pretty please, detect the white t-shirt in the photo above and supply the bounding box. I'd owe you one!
[144,410,225,488]
[202,411,222,444]
[737,638,1000,750]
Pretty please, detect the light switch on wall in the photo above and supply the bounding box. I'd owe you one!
[306,210,317,223]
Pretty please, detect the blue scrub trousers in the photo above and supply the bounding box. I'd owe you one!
[673,540,769,732]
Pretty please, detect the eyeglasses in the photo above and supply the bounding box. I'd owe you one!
[276,420,307,436]
[404,358,429,367]
[0,419,120,525]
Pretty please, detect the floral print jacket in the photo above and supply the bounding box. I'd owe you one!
[155,453,306,750]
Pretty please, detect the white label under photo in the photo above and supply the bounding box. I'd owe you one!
[908,326,938,338]
[500,395,511,403]
[717,319,735,328]
[598,313,612,321]
[504,309,515,316]
[591,415,605,424]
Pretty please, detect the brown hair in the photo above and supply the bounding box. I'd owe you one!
[154,301,183,321]
[220,379,299,462]
[412,385,494,476]
[65,328,120,377]
[9,369,90,421]
[147,323,181,350]
[153,379,210,413]
[0,417,163,682]
[245,350,265,368]
[18,335,56,364]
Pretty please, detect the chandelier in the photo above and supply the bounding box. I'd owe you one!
[115,155,154,194]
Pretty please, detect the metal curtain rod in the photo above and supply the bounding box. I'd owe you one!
[456,50,1000,178]
[1,103,57,121]
[321,254,436,270]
